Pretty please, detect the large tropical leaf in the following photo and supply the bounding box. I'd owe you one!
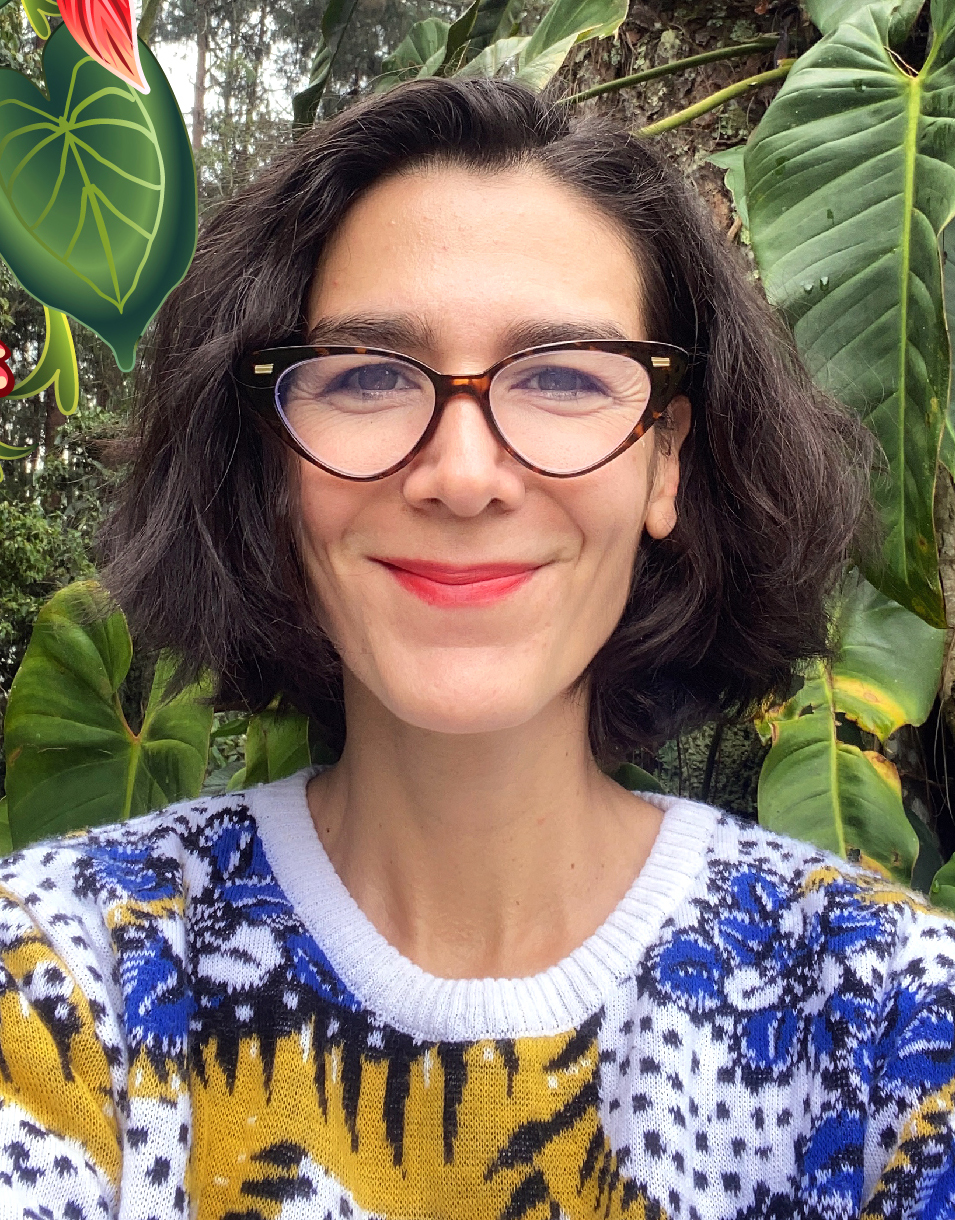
[940,219,955,474]
[707,146,749,239]
[0,23,197,371]
[292,0,361,129]
[3,581,213,847]
[514,0,627,89]
[227,708,311,791]
[745,0,955,627]
[454,35,530,78]
[376,18,451,90]
[803,0,922,37]
[758,701,917,880]
[757,571,945,882]
[827,568,946,737]
[377,0,626,92]
[444,0,519,71]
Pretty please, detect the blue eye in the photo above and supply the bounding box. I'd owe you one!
[525,367,604,395]
[332,363,415,394]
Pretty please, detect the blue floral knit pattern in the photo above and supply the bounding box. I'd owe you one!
[0,783,953,1220]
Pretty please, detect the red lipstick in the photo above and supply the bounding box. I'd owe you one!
[375,559,539,607]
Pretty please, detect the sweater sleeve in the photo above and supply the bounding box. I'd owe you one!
[0,874,122,1219]
[861,907,955,1218]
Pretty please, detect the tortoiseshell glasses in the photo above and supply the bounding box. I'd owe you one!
[238,339,689,480]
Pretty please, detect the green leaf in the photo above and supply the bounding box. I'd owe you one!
[6,305,78,416]
[745,0,955,627]
[931,851,955,911]
[20,0,59,40]
[707,145,749,237]
[610,761,665,794]
[380,18,451,85]
[0,797,11,859]
[803,0,923,40]
[3,580,213,847]
[291,0,361,129]
[756,571,942,882]
[445,0,519,69]
[210,715,251,740]
[227,708,311,791]
[758,697,918,881]
[515,0,628,89]
[454,34,530,77]
[0,24,197,371]
[940,219,955,476]
[827,569,946,739]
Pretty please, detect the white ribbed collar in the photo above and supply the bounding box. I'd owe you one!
[249,767,717,1041]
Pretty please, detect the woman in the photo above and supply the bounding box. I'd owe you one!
[0,77,951,1220]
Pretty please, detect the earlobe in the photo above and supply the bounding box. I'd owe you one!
[644,395,691,540]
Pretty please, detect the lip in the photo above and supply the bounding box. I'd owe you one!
[373,557,542,607]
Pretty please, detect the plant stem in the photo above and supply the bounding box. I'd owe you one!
[561,38,779,105]
[638,62,792,136]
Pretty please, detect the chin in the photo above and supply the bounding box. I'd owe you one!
[373,656,565,737]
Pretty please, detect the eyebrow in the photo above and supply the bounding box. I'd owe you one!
[304,312,633,354]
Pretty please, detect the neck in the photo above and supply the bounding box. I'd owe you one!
[306,676,663,979]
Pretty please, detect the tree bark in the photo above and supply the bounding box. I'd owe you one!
[560,1,804,232]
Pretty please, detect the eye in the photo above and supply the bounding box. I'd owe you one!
[331,362,418,395]
[514,365,610,397]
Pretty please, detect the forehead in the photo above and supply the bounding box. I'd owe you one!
[306,163,647,353]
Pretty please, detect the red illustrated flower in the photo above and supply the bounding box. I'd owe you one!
[0,342,15,398]
[57,0,149,94]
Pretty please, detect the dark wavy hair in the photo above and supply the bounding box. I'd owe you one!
[99,76,870,765]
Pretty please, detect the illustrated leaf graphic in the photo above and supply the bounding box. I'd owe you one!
[0,23,197,371]
[57,0,148,93]
[6,306,78,416]
[0,438,34,481]
[20,0,61,40]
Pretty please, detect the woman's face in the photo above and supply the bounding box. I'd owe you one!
[298,164,690,736]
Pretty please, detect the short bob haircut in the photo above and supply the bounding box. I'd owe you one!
[100,77,870,766]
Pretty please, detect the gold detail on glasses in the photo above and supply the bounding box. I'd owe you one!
[650,357,671,368]
[254,363,274,375]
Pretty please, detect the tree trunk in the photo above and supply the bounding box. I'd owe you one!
[560,1,802,232]
[192,10,208,155]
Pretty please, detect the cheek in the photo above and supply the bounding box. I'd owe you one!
[295,465,360,564]
[571,457,653,576]
[293,468,370,631]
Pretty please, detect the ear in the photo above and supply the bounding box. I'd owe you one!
[643,395,692,540]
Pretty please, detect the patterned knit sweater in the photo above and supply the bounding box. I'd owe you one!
[1,768,955,1220]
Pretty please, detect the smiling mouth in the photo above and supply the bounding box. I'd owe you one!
[373,558,541,607]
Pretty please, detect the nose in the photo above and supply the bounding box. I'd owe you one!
[400,389,526,517]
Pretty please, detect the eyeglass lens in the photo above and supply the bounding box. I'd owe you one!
[275,349,655,478]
